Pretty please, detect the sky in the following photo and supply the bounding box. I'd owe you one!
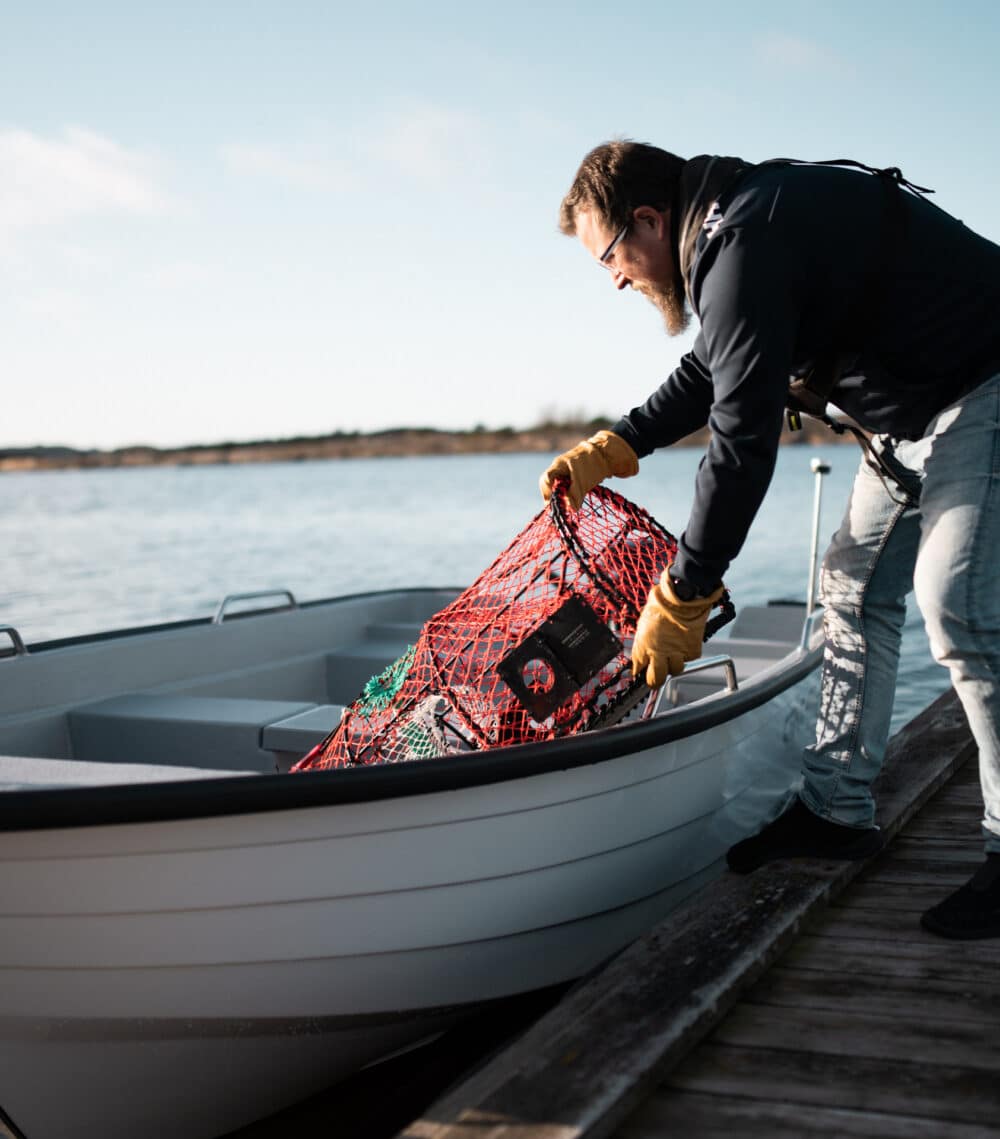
[3,0,1000,451]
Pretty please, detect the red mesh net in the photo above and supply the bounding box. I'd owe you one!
[293,486,732,770]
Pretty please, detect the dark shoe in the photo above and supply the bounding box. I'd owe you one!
[726,796,885,874]
[920,854,1000,939]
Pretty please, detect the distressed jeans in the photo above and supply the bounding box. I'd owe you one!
[800,372,1000,853]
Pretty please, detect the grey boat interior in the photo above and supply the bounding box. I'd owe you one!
[0,589,819,789]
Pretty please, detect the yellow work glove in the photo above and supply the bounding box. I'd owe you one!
[631,574,726,688]
[539,430,639,511]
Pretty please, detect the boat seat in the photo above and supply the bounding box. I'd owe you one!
[260,704,345,759]
[715,636,796,659]
[0,754,258,790]
[324,642,414,703]
[725,603,807,644]
[364,620,424,642]
[69,695,345,773]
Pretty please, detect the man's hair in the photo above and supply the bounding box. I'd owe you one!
[558,140,685,236]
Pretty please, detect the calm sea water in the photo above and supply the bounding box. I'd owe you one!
[0,444,945,731]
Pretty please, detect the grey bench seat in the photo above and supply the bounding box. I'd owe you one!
[324,641,414,704]
[711,636,798,660]
[69,695,345,773]
[363,621,424,642]
[260,704,345,755]
[0,755,258,790]
[724,603,809,643]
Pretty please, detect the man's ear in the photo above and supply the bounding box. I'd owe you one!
[632,205,670,238]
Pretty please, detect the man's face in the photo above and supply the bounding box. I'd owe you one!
[575,207,690,336]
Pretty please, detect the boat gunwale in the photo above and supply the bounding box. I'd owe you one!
[0,588,821,833]
[7,586,459,655]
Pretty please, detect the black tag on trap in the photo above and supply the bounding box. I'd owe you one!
[498,595,623,721]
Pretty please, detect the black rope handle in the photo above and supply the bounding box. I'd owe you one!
[548,481,634,616]
[704,589,736,640]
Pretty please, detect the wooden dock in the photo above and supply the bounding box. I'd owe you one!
[399,689,999,1139]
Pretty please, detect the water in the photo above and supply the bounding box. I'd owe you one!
[0,444,945,730]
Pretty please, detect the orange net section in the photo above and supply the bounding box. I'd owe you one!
[294,486,733,770]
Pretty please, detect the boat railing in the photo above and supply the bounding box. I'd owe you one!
[213,590,299,624]
[643,654,738,718]
[0,626,28,659]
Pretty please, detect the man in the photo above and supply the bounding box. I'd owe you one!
[541,141,1000,939]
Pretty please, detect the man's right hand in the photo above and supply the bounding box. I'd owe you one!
[631,575,725,688]
[538,430,639,511]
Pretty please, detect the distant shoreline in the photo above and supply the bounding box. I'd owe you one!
[0,419,845,473]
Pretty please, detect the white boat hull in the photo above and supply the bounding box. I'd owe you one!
[0,590,820,1138]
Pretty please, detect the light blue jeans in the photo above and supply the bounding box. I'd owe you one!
[800,372,1000,853]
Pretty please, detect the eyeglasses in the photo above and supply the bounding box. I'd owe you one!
[598,223,629,269]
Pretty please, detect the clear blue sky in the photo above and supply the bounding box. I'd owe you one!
[3,0,999,450]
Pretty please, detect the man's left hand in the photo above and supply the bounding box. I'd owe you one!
[631,575,725,688]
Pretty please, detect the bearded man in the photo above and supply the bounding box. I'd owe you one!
[541,140,1000,939]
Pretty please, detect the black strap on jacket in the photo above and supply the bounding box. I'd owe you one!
[780,160,933,423]
[763,159,934,496]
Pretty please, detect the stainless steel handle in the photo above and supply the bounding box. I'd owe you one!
[800,605,825,651]
[806,457,831,620]
[642,653,738,718]
[0,626,28,658]
[212,590,298,624]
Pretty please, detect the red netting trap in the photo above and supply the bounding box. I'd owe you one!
[293,485,733,770]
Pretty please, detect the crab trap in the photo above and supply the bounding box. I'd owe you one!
[294,485,734,770]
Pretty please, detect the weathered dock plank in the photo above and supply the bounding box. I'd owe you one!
[616,1091,1000,1139]
[904,813,984,838]
[809,901,984,938]
[828,877,967,911]
[888,833,982,855]
[744,962,1000,1021]
[851,856,988,879]
[398,688,977,1139]
[663,1043,1000,1122]
[773,938,1000,984]
[853,855,980,884]
[788,928,1000,963]
[922,784,983,807]
[709,1001,999,1067]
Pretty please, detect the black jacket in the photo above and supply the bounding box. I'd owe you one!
[612,161,1000,590]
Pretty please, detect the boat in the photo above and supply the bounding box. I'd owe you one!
[0,579,823,1139]
[0,460,842,1139]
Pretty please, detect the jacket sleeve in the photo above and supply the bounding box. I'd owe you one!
[612,334,714,457]
[672,226,802,590]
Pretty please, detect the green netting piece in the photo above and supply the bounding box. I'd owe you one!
[396,695,450,760]
[357,645,416,716]
[399,718,441,759]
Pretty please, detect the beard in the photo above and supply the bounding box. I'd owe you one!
[637,278,690,337]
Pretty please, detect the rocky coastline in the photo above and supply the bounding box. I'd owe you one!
[0,418,844,473]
